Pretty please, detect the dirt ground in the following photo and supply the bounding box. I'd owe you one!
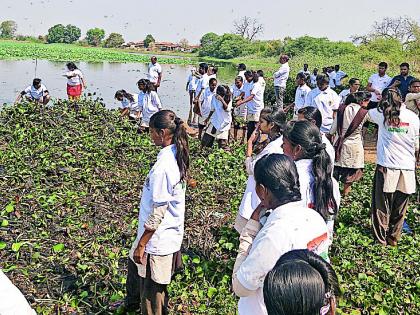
[364,133,377,164]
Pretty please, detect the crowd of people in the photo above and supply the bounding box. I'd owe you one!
[5,54,419,315]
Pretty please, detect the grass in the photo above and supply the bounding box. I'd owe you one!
[0,99,418,314]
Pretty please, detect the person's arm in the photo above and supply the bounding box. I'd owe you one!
[15,91,25,104]
[203,111,214,125]
[80,77,87,90]
[388,77,400,88]
[273,66,286,78]
[156,72,162,87]
[216,95,229,110]
[237,93,255,106]
[329,115,338,135]
[152,92,163,110]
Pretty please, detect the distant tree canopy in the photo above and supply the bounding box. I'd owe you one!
[103,33,125,48]
[199,33,251,59]
[0,20,18,38]
[282,36,357,57]
[144,34,155,48]
[86,28,105,46]
[47,24,81,44]
[233,16,264,40]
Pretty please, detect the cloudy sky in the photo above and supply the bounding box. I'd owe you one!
[1,0,419,44]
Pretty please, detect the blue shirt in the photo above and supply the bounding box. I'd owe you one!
[388,75,415,99]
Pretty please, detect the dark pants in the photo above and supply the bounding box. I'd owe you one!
[247,121,258,141]
[201,132,229,150]
[371,166,410,245]
[126,258,168,315]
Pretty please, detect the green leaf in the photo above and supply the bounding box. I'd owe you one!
[53,243,65,253]
[207,287,218,298]
[192,257,200,264]
[11,242,23,252]
[1,219,9,227]
[5,203,14,213]
[0,241,7,250]
[374,293,383,301]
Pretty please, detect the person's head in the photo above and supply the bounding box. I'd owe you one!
[264,249,339,315]
[409,79,420,93]
[279,54,289,64]
[244,70,258,83]
[151,56,157,64]
[114,89,134,102]
[313,68,318,75]
[344,91,371,107]
[322,67,327,74]
[297,107,322,129]
[209,78,218,92]
[378,62,388,76]
[216,85,232,104]
[303,64,309,71]
[32,78,42,89]
[296,73,307,86]
[348,78,360,93]
[259,108,286,137]
[257,70,264,78]
[66,62,78,71]
[149,110,189,181]
[254,154,301,210]
[238,63,247,72]
[316,74,329,90]
[326,67,333,73]
[234,76,244,89]
[212,66,218,75]
[198,62,209,75]
[378,88,403,126]
[399,62,410,76]
[283,120,337,219]
[137,78,153,93]
[334,65,340,72]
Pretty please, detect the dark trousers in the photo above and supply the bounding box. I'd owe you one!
[201,132,229,150]
[247,121,258,141]
[371,166,410,245]
[126,257,168,315]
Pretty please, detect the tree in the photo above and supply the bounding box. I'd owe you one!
[199,33,250,59]
[104,33,125,48]
[47,24,81,44]
[63,25,81,44]
[0,20,18,38]
[199,32,219,56]
[233,16,264,40]
[86,28,105,46]
[144,34,155,48]
[179,38,189,50]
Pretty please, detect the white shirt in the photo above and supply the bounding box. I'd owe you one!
[147,62,162,84]
[136,144,186,255]
[236,201,329,315]
[368,106,419,170]
[368,73,392,102]
[232,84,247,118]
[121,93,140,118]
[247,81,265,115]
[273,63,290,87]
[239,137,283,220]
[23,84,48,100]
[313,87,341,133]
[201,87,216,119]
[187,74,199,91]
[238,70,246,81]
[294,84,312,114]
[196,73,209,96]
[328,71,336,88]
[210,96,232,132]
[138,91,162,124]
[258,77,266,92]
[0,270,36,315]
[299,69,311,76]
[310,74,318,87]
[66,69,84,86]
[334,70,347,86]
[305,87,320,107]
[338,89,351,104]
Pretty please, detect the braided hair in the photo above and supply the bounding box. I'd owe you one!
[378,88,402,126]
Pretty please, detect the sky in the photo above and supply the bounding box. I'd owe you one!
[1,0,419,44]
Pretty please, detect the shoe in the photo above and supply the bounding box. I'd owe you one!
[402,220,413,234]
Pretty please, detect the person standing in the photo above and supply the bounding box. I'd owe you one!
[64,62,86,100]
[147,56,162,92]
[327,67,336,89]
[310,68,319,88]
[333,65,348,88]
[388,62,415,100]
[338,78,360,104]
[369,89,419,246]
[186,67,199,125]
[137,79,163,131]
[273,55,290,110]
[286,73,312,118]
[299,63,310,76]
[197,78,217,140]
[237,63,247,81]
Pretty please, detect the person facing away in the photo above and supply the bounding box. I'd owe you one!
[64,62,86,100]
[273,54,290,110]
[232,154,330,315]
[263,249,339,315]
[147,56,162,91]
[338,78,360,105]
[388,62,415,100]
[15,78,50,105]
[333,65,348,88]
[238,63,247,81]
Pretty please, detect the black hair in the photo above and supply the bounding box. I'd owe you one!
[212,66,218,74]
[316,74,329,85]
[378,88,403,126]
[209,77,218,86]
[149,110,190,181]
[254,154,301,207]
[244,70,259,83]
[199,62,209,72]
[257,70,264,77]
[260,108,287,138]
[409,79,420,87]
[284,120,338,220]
[334,64,340,69]
[304,63,308,67]
[264,249,339,315]
[238,63,246,71]
[296,72,306,80]
[66,62,78,71]
[378,62,388,69]
[344,91,372,105]
[235,75,243,83]
[297,107,322,129]
[115,89,134,102]
[33,78,42,86]
[400,62,409,69]
[348,78,359,85]
[137,79,154,93]
[216,85,232,104]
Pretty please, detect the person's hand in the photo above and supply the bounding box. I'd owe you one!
[133,244,147,265]
[393,80,401,87]
[155,82,160,88]
[216,95,223,101]
[247,127,259,145]
[251,203,264,221]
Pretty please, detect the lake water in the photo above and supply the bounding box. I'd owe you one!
[0,59,236,120]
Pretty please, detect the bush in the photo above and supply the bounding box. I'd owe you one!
[283,36,357,57]
[0,20,17,39]
[199,33,251,59]
[47,24,81,44]
[103,33,125,48]
[86,28,105,46]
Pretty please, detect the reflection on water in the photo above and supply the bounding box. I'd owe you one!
[0,59,236,120]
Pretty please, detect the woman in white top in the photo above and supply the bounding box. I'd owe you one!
[232,154,329,315]
[232,76,247,143]
[115,89,140,120]
[282,120,340,246]
[186,68,200,124]
[369,88,419,246]
[201,85,232,150]
[137,79,163,131]
[197,78,217,139]
[234,108,286,233]
[64,62,86,100]
[126,110,189,314]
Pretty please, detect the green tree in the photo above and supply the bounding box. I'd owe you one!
[63,25,81,44]
[144,34,155,48]
[86,28,105,46]
[0,20,18,38]
[103,33,125,48]
[282,36,356,57]
[47,24,81,44]
[198,32,219,57]
[199,33,250,59]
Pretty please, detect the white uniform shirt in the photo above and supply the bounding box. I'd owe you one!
[187,74,199,91]
[368,106,419,170]
[247,82,265,115]
[258,77,266,92]
[299,69,311,76]
[338,89,351,104]
[196,73,209,96]
[328,71,336,88]
[239,137,283,220]
[232,84,247,118]
[0,270,36,315]
[66,69,84,86]
[147,62,162,84]
[305,87,321,106]
[201,87,216,119]
[138,91,162,124]
[210,96,232,132]
[121,93,140,118]
[238,70,246,82]
[335,70,347,86]
[236,201,329,315]
[310,74,317,87]
[23,84,48,100]
[368,73,392,102]
[313,87,341,133]
[294,84,312,114]
[273,63,290,88]
[135,144,186,255]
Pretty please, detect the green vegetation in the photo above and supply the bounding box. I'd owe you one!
[47,24,81,44]
[144,34,156,48]
[104,33,125,48]
[86,28,106,47]
[0,100,418,314]
[0,20,18,39]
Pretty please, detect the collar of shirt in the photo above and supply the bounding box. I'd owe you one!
[320,87,332,94]
[157,144,176,160]
[295,158,312,172]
